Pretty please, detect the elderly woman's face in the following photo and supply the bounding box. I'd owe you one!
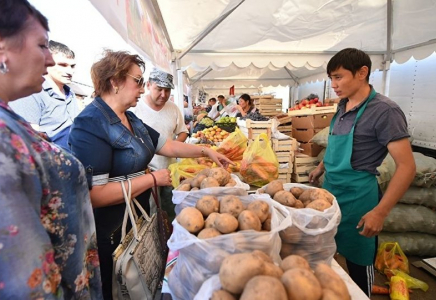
[2,18,54,101]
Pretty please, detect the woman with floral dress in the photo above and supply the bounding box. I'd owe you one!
[0,0,102,298]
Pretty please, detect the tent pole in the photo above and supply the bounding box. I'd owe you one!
[172,59,185,113]
[191,67,213,85]
[178,0,246,59]
[284,67,300,85]
[382,0,393,96]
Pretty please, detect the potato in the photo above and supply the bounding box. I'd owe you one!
[238,210,261,231]
[197,227,222,239]
[281,268,322,300]
[252,250,273,263]
[322,289,343,300]
[209,167,231,186]
[180,178,193,185]
[273,190,297,207]
[294,199,304,208]
[219,253,265,294]
[315,263,350,300]
[220,195,244,218]
[214,213,239,234]
[205,212,219,228]
[280,255,311,272]
[196,195,219,217]
[191,174,207,188]
[258,188,265,194]
[200,177,220,189]
[298,189,315,206]
[176,207,204,234]
[225,178,237,187]
[247,200,270,223]
[279,226,303,244]
[262,262,284,278]
[280,242,294,259]
[306,199,332,211]
[262,214,272,231]
[191,187,199,191]
[176,183,191,191]
[310,188,334,204]
[241,276,287,300]
[211,290,237,300]
[290,187,305,198]
[198,168,211,177]
[264,180,284,197]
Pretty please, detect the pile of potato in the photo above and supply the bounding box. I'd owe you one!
[176,196,272,238]
[260,180,334,212]
[212,253,350,300]
[176,167,237,191]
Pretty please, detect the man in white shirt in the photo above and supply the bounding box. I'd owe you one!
[134,68,188,220]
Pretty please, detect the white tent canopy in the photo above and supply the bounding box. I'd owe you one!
[90,0,436,91]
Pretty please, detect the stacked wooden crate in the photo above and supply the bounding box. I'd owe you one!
[292,154,319,183]
[252,95,283,116]
[289,104,337,157]
[276,114,292,137]
[272,138,298,183]
[237,118,273,140]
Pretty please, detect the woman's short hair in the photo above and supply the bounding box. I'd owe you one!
[91,50,145,96]
[239,93,253,106]
[0,0,48,45]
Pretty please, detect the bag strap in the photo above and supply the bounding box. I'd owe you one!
[120,179,151,241]
[148,172,161,209]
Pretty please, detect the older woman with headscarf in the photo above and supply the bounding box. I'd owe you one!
[0,0,102,298]
[68,50,232,299]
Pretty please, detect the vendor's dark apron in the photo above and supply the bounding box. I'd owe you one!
[323,89,378,266]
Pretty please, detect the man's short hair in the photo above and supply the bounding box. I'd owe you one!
[49,40,75,59]
[217,95,225,100]
[327,48,372,82]
[208,97,217,103]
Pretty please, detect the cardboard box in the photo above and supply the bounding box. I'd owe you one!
[292,128,322,142]
[298,142,324,157]
[292,113,334,129]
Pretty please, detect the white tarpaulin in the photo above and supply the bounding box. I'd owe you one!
[90,0,436,87]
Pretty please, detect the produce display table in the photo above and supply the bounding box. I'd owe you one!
[160,250,370,300]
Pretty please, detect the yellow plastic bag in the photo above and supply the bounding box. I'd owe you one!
[240,133,279,187]
[389,276,409,300]
[168,158,207,188]
[375,242,409,274]
[217,127,248,161]
[384,269,429,291]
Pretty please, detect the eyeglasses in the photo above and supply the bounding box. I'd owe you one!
[126,73,146,88]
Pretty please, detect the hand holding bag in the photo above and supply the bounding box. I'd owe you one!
[112,179,164,300]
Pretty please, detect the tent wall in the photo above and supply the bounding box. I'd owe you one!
[389,53,436,150]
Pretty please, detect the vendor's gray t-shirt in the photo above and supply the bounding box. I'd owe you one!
[331,90,409,174]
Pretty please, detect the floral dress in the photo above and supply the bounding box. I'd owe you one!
[0,100,102,299]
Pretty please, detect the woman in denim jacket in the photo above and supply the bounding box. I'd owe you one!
[69,50,231,299]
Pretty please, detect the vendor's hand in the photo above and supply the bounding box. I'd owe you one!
[309,167,324,186]
[356,209,385,238]
[152,169,172,187]
[236,105,243,112]
[205,148,234,169]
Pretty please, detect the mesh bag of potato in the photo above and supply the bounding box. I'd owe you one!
[167,192,291,300]
[259,181,341,269]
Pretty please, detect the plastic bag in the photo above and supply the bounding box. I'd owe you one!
[384,269,429,291]
[240,133,279,187]
[389,276,409,300]
[217,127,248,161]
[375,242,409,274]
[262,183,341,269]
[167,192,290,300]
[168,158,208,188]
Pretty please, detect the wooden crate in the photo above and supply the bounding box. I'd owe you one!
[254,98,282,105]
[291,173,309,183]
[243,127,272,140]
[251,95,273,100]
[237,119,273,129]
[277,115,292,125]
[272,138,298,152]
[278,169,292,183]
[259,110,283,116]
[275,152,294,172]
[277,125,292,132]
[288,104,337,116]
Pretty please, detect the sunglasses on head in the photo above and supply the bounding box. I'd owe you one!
[126,73,146,88]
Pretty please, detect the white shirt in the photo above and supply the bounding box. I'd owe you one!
[134,99,188,170]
